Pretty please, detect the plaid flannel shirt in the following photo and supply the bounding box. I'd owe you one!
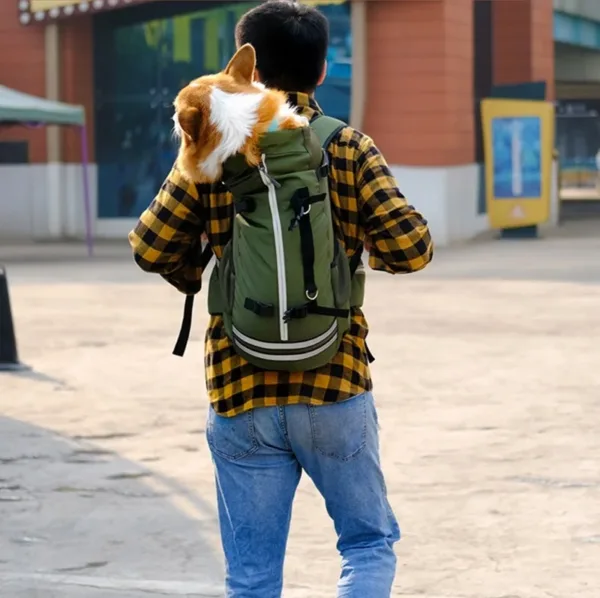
[129,92,433,416]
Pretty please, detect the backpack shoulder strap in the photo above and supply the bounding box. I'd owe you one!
[309,115,364,275]
[309,115,347,150]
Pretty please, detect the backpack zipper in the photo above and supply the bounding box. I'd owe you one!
[258,155,288,342]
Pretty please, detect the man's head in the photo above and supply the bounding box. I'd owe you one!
[235,0,329,93]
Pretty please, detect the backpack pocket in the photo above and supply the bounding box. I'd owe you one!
[330,240,351,309]
[218,241,236,316]
[349,264,365,308]
[207,266,224,315]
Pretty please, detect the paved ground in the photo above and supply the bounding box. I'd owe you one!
[1,222,600,597]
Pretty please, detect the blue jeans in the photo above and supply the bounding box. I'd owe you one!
[206,391,400,598]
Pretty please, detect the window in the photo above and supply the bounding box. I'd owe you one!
[94,1,352,219]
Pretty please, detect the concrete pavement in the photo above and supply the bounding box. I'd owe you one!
[1,222,599,597]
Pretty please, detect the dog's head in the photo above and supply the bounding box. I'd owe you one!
[173,44,307,184]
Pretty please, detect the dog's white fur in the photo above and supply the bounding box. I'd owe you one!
[173,44,309,183]
[174,85,308,181]
[199,88,265,180]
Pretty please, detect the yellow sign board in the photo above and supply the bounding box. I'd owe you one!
[30,0,79,10]
[481,99,555,230]
[30,0,346,8]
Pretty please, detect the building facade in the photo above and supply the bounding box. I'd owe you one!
[554,0,600,200]
[0,0,555,246]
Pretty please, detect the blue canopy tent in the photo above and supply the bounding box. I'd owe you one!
[0,85,94,256]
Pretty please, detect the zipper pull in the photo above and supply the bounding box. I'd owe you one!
[258,155,281,188]
[258,155,267,175]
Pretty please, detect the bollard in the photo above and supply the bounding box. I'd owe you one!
[0,266,28,371]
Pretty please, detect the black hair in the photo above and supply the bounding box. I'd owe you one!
[235,0,329,93]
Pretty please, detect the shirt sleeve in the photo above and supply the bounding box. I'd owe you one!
[355,134,434,274]
[128,166,207,294]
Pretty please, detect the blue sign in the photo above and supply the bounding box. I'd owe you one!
[554,11,600,50]
[491,116,542,198]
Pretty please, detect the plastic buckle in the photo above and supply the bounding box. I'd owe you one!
[283,305,308,323]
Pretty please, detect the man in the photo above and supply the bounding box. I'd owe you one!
[129,2,433,596]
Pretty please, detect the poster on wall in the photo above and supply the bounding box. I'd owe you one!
[94,0,352,220]
[481,99,554,230]
[555,99,600,200]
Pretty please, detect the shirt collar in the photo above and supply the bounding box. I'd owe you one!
[286,92,323,121]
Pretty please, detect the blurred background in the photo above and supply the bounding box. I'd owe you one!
[1,4,599,596]
[1,0,600,245]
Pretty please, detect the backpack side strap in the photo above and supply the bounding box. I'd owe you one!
[172,242,214,357]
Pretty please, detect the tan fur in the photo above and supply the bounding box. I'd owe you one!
[173,44,307,184]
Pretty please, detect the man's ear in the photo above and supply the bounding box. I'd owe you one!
[317,60,327,87]
[224,43,256,84]
[177,106,201,143]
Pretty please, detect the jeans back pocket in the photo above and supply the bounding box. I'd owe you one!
[308,392,368,461]
[206,407,258,461]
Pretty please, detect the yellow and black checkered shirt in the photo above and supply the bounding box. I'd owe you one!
[129,92,433,416]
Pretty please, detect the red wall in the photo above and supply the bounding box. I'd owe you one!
[0,2,47,163]
[493,0,555,100]
[0,5,95,164]
[363,0,475,167]
[61,16,95,163]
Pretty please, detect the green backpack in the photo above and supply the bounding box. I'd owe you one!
[173,115,365,372]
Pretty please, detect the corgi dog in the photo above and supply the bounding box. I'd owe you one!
[172,43,309,184]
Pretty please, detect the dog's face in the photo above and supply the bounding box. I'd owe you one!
[173,43,307,184]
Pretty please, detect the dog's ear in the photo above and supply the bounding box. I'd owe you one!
[224,44,256,84]
[176,106,202,143]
